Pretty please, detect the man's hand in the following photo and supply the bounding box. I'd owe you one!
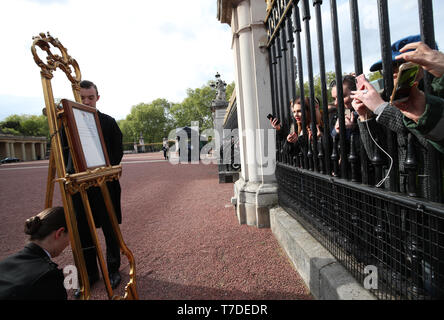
[350,78,385,112]
[396,41,444,78]
[352,97,373,121]
[393,82,426,123]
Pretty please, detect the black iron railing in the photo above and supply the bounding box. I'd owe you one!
[266,0,444,299]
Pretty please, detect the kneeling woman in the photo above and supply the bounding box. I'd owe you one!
[0,207,70,300]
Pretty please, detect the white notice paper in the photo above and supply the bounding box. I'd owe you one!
[73,108,106,168]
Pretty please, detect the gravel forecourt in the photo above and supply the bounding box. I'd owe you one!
[0,152,312,301]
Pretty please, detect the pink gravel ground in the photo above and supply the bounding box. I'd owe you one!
[0,152,312,300]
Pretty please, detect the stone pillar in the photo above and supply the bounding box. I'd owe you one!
[10,142,15,158]
[31,142,36,160]
[5,142,11,158]
[21,143,27,161]
[218,0,277,228]
[40,143,45,160]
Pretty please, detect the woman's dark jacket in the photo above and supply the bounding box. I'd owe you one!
[0,243,67,300]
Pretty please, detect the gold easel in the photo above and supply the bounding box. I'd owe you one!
[31,32,138,300]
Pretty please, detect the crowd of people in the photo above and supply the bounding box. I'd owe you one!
[270,35,444,197]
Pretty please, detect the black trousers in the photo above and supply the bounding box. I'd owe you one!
[73,194,121,281]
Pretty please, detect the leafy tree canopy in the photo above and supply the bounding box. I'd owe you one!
[118,98,174,144]
[0,114,49,138]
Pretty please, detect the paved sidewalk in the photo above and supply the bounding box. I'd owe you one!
[0,152,312,300]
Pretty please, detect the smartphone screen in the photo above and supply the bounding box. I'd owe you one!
[391,62,420,103]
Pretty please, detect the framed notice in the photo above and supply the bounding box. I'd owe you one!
[61,99,110,172]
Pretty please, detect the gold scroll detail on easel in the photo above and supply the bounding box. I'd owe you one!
[31,32,138,300]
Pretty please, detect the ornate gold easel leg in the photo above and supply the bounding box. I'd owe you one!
[46,161,91,299]
[45,151,56,208]
[100,183,139,300]
[79,188,114,299]
[64,193,91,300]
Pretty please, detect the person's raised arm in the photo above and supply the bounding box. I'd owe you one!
[396,41,444,78]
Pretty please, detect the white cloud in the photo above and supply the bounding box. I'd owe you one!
[0,0,234,120]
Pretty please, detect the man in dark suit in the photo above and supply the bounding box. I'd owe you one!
[71,80,123,296]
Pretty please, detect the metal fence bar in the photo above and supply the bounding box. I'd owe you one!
[269,37,281,163]
[281,23,293,161]
[292,2,309,169]
[301,0,319,172]
[313,0,332,176]
[418,0,443,204]
[329,0,348,179]
[270,40,281,123]
[349,0,370,185]
[285,5,299,166]
[377,0,400,193]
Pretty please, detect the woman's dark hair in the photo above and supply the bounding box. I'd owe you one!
[329,74,357,91]
[24,207,67,241]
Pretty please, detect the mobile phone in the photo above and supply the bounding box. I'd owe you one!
[344,108,352,118]
[390,62,420,103]
[267,114,280,125]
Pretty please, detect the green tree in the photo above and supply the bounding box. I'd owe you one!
[225,81,235,101]
[368,71,383,82]
[299,71,337,111]
[169,83,215,131]
[118,98,173,145]
[0,114,49,138]
[21,115,49,137]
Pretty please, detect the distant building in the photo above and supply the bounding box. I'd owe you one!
[0,134,47,161]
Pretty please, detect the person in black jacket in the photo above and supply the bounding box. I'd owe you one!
[70,80,123,296]
[0,206,69,300]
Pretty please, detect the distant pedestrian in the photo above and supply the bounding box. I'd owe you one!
[162,144,169,160]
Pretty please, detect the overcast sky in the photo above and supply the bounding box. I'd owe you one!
[0,0,234,121]
[0,0,443,122]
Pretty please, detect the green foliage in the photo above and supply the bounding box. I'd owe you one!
[225,81,235,101]
[118,98,174,144]
[0,114,49,138]
[299,71,337,111]
[1,127,21,135]
[368,71,383,82]
[169,83,215,131]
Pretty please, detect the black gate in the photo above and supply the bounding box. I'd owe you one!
[266,0,444,299]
